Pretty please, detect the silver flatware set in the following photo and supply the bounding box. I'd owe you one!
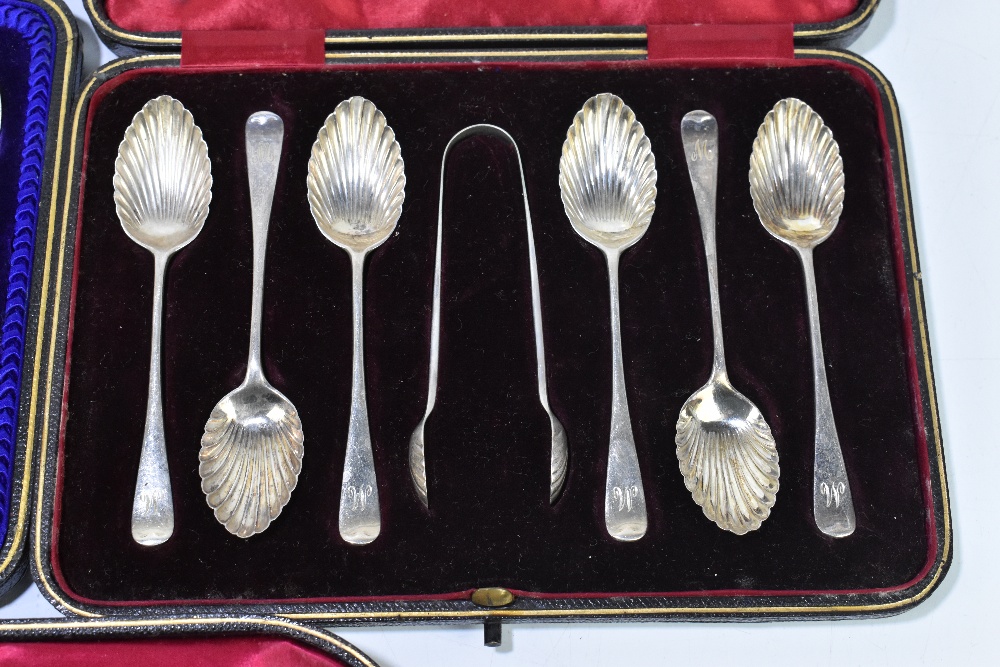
[117,93,857,546]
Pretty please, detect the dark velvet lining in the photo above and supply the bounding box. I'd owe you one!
[56,62,929,603]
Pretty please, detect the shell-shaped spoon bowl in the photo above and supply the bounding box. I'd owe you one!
[749,98,855,538]
[307,97,404,545]
[199,111,303,539]
[115,94,211,546]
[559,94,655,542]
[676,379,779,534]
[559,93,657,252]
[749,97,844,249]
[307,96,405,253]
[114,95,212,253]
[674,109,778,536]
[200,382,304,538]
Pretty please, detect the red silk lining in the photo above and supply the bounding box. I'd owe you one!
[647,24,794,60]
[104,0,860,33]
[0,637,346,667]
[181,30,326,67]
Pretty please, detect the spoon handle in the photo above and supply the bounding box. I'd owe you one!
[680,111,726,378]
[339,252,381,545]
[799,247,856,537]
[245,111,284,378]
[131,251,174,546]
[604,251,647,542]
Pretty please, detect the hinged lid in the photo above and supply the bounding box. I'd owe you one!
[0,616,380,667]
[0,0,78,597]
[85,0,879,61]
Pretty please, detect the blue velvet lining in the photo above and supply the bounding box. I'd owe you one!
[0,0,55,546]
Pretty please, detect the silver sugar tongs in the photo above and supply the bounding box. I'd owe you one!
[407,124,568,508]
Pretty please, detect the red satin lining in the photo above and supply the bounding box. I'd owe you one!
[646,23,794,60]
[104,0,860,33]
[0,637,346,666]
[181,30,327,66]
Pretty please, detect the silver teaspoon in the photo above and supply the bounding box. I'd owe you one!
[114,95,212,546]
[675,110,779,535]
[749,98,855,538]
[408,125,568,508]
[559,93,656,542]
[307,97,405,545]
[199,111,304,538]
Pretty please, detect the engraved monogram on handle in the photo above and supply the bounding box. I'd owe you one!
[346,485,374,512]
[820,481,847,509]
[612,485,640,512]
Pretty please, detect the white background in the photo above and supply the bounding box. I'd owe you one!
[2,0,997,664]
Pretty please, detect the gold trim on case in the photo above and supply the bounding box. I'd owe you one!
[795,1,879,38]
[31,49,949,622]
[799,45,952,577]
[324,33,645,45]
[0,0,77,577]
[0,617,378,667]
[85,0,177,44]
[30,57,173,619]
[324,48,645,60]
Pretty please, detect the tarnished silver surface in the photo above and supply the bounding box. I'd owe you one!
[675,110,779,535]
[114,95,212,546]
[749,97,856,538]
[307,97,404,545]
[408,125,569,508]
[559,93,655,542]
[199,111,304,539]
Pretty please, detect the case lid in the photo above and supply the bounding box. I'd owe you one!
[102,0,863,32]
[0,0,78,596]
[0,616,379,667]
[85,0,880,58]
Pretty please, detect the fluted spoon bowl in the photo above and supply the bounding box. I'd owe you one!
[115,95,212,546]
[749,97,855,538]
[307,96,405,545]
[559,92,655,542]
[199,111,304,539]
[675,111,779,535]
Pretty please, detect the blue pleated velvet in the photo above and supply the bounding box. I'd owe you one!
[0,0,54,545]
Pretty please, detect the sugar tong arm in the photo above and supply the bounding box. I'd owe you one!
[408,124,568,507]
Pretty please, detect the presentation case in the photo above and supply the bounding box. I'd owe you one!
[22,0,950,637]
